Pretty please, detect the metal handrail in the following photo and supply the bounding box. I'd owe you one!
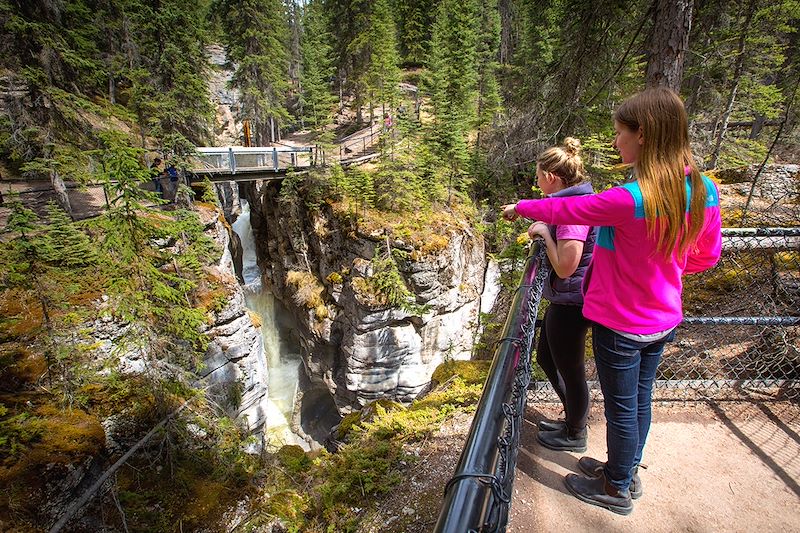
[192,146,315,174]
[434,242,550,533]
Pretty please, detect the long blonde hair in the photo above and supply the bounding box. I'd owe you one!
[537,137,585,187]
[613,88,706,258]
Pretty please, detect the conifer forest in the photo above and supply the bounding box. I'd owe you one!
[0,0,799,532]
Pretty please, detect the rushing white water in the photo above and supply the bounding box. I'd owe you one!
[231,199,261,285]
[232,200,305,449]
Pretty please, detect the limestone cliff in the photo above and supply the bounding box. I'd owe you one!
[243,180,487,413]
[196,205,269,432]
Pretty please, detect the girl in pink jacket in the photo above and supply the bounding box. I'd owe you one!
[503,87,722,515]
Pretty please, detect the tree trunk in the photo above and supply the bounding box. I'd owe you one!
[50,168,73,220]
[646,0,694,90]
[269,116,275,144]
[498,0,515,65]
[749,112,766,139]
[108,75,116,105]
[708,0,757,169]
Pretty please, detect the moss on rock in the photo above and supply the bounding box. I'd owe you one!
[431,360,491,386]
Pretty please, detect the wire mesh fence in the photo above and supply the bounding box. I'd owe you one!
[529,227,800,402]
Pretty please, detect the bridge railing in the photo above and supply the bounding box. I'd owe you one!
[192,146,315,175]
[434,243,550,533]
[338,124,382,160]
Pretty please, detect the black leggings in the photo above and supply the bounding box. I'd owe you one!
[536,303,590,431]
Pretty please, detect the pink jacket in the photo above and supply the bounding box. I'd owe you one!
[515,177,722,334]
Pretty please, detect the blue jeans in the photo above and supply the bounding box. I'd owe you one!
[592,323,675,492]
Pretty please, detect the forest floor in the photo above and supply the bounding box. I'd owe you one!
[360,398,800,532]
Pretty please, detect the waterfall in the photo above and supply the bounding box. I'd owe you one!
[232,200,306,449]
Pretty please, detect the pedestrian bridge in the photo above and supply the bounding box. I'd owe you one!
[190,146,317,181]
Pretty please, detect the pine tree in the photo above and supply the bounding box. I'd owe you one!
[44,202,98,267]
[3,200,58,374]
[427,0,479,203]
[220,0,292,144]
[89,131,160,255]
[326,0,373,124]
[475,0,501,147]
[123,0,214,143]
[394,0,437,65]
[366,0,402,118]
[299,0,337,135]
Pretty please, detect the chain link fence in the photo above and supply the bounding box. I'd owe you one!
[529,227,800,402]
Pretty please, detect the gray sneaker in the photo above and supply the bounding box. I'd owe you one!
[578,456,642,499]
[565,472,633,515]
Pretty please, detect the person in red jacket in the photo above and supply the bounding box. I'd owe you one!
[503,87,722,515]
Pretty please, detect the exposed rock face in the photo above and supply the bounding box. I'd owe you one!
[214,182,244,281]
[718,163,799,201]
[206,44,241,146]
[717,164,800,225]
[198,207,269,432]
[244,181,486,412]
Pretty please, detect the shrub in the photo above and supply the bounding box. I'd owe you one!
[326,271,343,285]
[286,270,325,309]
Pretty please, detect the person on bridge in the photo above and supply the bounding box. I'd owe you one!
[502,87,722,515]
[150,157,163,194]
[525,137,595,454]
[164,163,179,202]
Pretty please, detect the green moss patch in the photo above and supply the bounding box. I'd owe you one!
[431,359,491,385]
[276,444,312,474]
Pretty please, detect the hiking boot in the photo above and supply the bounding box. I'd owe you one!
[537,418,566,432]
[578,456,643,499]
[564,472,633,516]
[536,426,587,452]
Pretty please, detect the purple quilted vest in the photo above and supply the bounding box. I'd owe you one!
[541,181,596,306]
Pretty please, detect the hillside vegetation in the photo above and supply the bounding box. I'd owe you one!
[1,0,799,531]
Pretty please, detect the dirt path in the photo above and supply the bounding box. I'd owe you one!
[361,400,800,532]
[510,401,800,532]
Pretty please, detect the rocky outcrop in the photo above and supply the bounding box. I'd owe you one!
[717,164,800,226]
[197,206,269,432]
[207,44,241,146]
[244,180,487,412]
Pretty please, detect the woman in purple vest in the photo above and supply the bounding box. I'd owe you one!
[526,137,595,453]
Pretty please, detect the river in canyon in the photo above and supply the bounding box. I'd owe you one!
[232,199,309,449]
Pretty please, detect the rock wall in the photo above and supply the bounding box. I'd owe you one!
[197,206,269,432]
[717,164,800,225]
[206,44,241,146]
[244,181,487,412]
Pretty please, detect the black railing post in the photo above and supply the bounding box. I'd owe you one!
[434,243,549,532]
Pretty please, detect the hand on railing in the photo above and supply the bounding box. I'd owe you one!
[527,221,548,241]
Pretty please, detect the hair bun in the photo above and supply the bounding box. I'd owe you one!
[563,137,581,156]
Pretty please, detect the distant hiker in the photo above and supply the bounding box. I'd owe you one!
[524,137,595,455]
[502,88,722,516]
[150,157,163,194]
[383,112,393,131]
[165,164,179,202]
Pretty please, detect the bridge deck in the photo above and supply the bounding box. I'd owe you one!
[191,145,317,177]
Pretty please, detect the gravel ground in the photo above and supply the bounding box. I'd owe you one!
[361,399,800,532]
